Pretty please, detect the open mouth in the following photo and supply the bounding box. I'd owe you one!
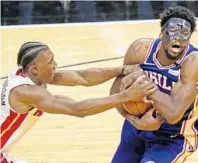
[171,44,181,53]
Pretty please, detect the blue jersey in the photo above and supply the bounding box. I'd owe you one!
[140,38,198,135]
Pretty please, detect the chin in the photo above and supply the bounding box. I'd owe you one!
[166,53,180,60]
[165,49,183,60]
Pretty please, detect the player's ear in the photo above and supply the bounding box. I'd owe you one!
[29,65,38,76]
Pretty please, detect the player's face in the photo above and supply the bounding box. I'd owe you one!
[35,49,57,83]
[161,18,192,60]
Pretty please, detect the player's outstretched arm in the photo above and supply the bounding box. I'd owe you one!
[49,65,136,86]
[148,53,198,124]
[10,79,155,117]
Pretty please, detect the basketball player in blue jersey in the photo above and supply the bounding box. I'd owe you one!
[110,6,198,163]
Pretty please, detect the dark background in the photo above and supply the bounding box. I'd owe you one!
[1,1,198,26]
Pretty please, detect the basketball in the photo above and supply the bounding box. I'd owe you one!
[123,101,149,117]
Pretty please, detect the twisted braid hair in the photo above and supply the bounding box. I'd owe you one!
[17,41,49,69]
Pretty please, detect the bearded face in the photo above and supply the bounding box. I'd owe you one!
[161,18,192,60]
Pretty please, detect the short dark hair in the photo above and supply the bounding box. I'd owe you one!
[17,41,49,69]
[160,6,196,32]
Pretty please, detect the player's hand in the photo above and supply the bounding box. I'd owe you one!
[122,64,142,76]
[123,75,158,102]
[120,69,146,92]
[127,108,164,131]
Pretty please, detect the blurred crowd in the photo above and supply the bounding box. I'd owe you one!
[1,1,198,25]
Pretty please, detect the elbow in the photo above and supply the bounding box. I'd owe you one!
[166,118,178,124]
[165,113,181,124]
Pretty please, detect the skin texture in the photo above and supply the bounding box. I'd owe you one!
[111,25,198,129]
[9,48,157,117]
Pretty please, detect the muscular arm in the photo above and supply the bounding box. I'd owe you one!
[49,66,123,86]
[149,53,198,124]
[110,38,153,119]
[114,38,198,125]
[121,38,198,124]
[10,84,133,118]
[110,75,163,131]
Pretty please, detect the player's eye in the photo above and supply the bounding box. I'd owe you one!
[167,23,178,32]
[168,27,177,32]
[180,29,190,36]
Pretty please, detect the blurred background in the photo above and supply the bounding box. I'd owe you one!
[1,0,198,26]
[1,1,198,163]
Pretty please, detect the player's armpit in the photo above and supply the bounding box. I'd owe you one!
[149,53,198,124]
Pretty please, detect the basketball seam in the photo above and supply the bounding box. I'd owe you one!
[135,102,141,116]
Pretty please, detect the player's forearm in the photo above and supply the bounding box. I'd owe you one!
[66,92,127,117]
[42,92,127,117]
[50,67,123,86]
[148,91,176,123]
[148,90,195,124]
[75,66,123,86]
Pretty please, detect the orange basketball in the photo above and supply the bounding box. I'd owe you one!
[123,101,149,117]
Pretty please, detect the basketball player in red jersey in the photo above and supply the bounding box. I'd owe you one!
[0,42,157,163]
[110,6,198,163]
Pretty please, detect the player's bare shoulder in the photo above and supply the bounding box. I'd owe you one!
[9,84,48,113]
[124,38,154,65]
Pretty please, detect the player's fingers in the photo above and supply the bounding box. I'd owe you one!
[143,82,155,91]
[143,97,154,105]
[141,80,154,88]
[146,87,158,95]
[120,80,131,92]
[121,76,133,90]
[120,83,126,92]
[120,84,124,92]
[131,75,146,86]
[122,66,134,75]
[197,82,198,89]
[153,110,163,121]
[156,114,164,122]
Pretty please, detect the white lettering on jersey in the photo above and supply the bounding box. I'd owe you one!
[144,70,176,90]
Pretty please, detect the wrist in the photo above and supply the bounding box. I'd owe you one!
[125,114,139,126]
[119,91,130,102]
